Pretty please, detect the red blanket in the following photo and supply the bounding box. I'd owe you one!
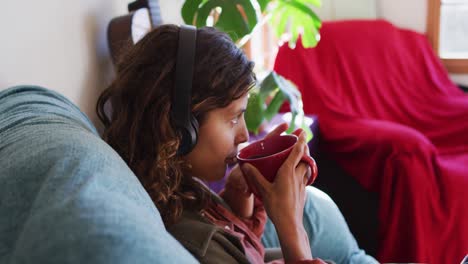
[274,20,468,263]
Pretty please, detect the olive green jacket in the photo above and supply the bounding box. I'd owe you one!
[167,208,252,264]
[166,193,252,264]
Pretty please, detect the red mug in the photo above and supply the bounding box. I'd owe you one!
[237,134,318,198]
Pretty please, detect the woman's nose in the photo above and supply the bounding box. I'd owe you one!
[236,120,249,144]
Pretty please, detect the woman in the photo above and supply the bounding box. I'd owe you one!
[97,24,376,264]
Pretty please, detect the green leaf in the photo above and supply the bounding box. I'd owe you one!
[245,90,266,134]
[257,0,271,12]
[211,4,249,42]
[284,113,313,142]
[186,0,258,43]
[264,91,286,121]
[286,112,298,133]
[283,0,322,27]
[296,0,321,7]
[269,0,321,48]
[181,0,204,25]
[264,72,305,130]
[272,72,303,117]
[289,14,300,49]
[235,0,258,32]
[271,6,290,39]
[183,0,321,48]
[245,72,307,134]
[258,72,278,98]
[301,20,319,47]
[301,118,314,142]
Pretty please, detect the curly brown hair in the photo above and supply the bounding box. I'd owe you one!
[96,25,255,225]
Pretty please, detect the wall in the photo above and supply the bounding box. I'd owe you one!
[379,0,468,85]
[0,1,130,126]
[0,0,185,127]
[379,0,427,33]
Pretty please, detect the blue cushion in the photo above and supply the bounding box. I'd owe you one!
[0,86,197,264]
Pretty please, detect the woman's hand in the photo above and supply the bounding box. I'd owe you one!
[222,164,254,218]
[240,129,312,261]
[221,123,290,218]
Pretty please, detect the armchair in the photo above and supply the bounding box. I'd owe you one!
[274,19,468,263]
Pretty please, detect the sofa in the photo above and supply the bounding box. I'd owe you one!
[0,85,198,263]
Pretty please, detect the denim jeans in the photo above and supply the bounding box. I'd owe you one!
[262,186,378,264]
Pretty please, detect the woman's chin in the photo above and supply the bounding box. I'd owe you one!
[213,165,228,181]
[199,165,227,183]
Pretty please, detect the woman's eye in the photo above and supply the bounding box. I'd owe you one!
[231,112,244,125]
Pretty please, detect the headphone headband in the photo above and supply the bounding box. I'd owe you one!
[173,25,197,128]
[173,25,199,156]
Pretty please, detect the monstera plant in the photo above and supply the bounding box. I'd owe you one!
[181,0,322,135]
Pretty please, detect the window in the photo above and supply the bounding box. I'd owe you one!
[427,0,468,73]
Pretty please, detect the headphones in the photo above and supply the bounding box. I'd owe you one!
[172,25,199,156]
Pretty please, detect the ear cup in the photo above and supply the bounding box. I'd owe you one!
[177,116,199,155]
